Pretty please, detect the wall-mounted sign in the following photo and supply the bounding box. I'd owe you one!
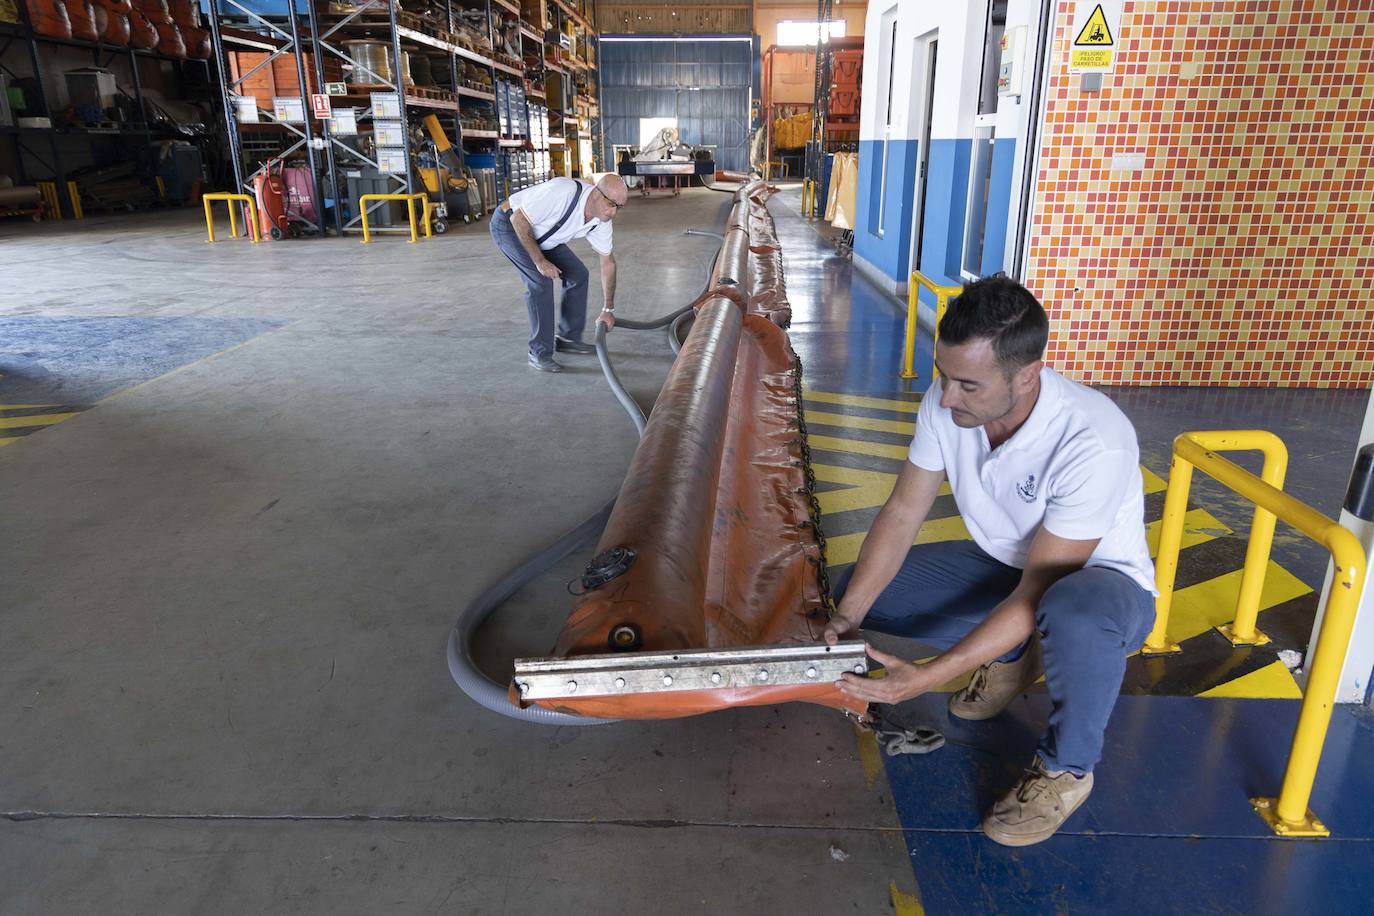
[1068,1,1121,74]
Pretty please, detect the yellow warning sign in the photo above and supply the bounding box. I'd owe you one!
[1074,4,1114,46]
[1068,0,1120,73]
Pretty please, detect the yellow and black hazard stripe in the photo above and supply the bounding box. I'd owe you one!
[0,404,89,446]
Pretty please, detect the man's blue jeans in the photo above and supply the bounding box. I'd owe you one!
[489,206,589,358]
[832,540,1155,774]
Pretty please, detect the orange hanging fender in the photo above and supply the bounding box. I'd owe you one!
[512,181,867,720]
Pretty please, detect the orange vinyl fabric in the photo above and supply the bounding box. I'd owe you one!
[518,183,861,720]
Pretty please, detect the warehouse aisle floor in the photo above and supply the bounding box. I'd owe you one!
[4,185,1372,913]
[0,190,917,913]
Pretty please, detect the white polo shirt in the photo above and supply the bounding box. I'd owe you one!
[908,367,1156,594]
[508,177,614,255]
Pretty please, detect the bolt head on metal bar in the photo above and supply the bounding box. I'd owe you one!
[513,641,868,701]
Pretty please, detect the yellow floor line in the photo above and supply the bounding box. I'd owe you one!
[1146,507,1232,556]
[804,388,922,414]
[1198,659,1303,699]
[890,880,925,916]
[0,403,63,409]
[0,411,80,429]
[824,516,972,566]
[805,409,916,436]
[854,723,883,790]
[808,434,911,461]
[1165,560,1312,645]
[1142,466,1167,493]
[0,436,19,447]
[813,464,951,514]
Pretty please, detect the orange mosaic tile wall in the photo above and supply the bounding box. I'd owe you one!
[1025,1,1374,387]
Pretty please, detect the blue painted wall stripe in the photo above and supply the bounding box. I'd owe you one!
[853,139,921,281]
[981,138,1017,277]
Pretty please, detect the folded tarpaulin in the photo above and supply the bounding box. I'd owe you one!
[511,182,867,720]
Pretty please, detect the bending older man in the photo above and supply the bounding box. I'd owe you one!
[489,173,628,372]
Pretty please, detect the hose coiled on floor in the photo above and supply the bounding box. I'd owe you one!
[446,227,724,725]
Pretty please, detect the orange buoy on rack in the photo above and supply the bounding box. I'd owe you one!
[24,0,72,38]
[168,0,198,28]
[153,18,184,56]
[127,7,157,48]
[62,0,99,40]
[183,26,209,59]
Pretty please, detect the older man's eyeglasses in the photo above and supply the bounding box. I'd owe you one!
[596,187,625,212]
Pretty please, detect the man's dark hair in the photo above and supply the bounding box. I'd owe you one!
[937,274,1048,376]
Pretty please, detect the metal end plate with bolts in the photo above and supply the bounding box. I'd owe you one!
[514,641,869,700]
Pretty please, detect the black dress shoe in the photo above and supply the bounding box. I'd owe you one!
[555,336,596,355]
[528,351,563,372]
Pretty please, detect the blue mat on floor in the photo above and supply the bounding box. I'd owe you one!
[0,316,284,404]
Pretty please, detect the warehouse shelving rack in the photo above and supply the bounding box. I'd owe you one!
[206,0,325,234]
[206,0,517,237]
[1,5,214,218]
[204,0,597,236]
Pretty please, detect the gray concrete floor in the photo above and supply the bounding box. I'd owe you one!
[0,192,915,913]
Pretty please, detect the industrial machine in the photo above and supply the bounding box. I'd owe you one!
[614,128,715,197]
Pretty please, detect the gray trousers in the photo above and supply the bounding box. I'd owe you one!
[489,206,589,358]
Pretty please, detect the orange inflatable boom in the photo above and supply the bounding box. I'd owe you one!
[512,181,868,720]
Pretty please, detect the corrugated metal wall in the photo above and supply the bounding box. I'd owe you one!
[599,39,754,173]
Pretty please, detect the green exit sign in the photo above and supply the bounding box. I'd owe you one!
[325,82,348,96]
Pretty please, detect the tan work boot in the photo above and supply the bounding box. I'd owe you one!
[982,757,1094,847]
[948,639,1042,721]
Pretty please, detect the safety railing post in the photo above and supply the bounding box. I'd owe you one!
[202,193,262,244]
[903,272,963,382]
[1149,431,1366,837]
[1256,525,1364,836]
[1220,434,1289,646]
[1143,452,1193,654]
[359,192,432,244]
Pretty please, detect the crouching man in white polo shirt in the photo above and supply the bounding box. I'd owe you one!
[824,275,1156,847]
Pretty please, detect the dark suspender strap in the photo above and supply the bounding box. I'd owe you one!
[535,178,583,245]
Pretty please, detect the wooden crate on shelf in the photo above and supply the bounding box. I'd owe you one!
[228,51,343,99]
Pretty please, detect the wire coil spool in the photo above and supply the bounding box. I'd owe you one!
[343,40,393,85]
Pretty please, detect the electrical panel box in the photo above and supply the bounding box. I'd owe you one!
[998,26,1027,97]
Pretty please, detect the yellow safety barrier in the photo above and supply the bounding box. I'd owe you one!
[903,272,963,381]
[1146,430,1366,837]
[359,192,432,244]
[1146,430,1288,654]
[202,193,261,243]
[800,178,814,218]
[66,181,84,219]
[37,181,61,220]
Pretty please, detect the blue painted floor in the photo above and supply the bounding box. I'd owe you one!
[768,189,1374,914]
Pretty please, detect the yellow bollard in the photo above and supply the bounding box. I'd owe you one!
[38,181,61,219]
[1139,430,1367,836]
[66,181,84,219]
[904,272,963,381]
[1260,520,1363,835]
[360,192,431,244]
[1142,452,1192,654]
[1216,431,1288,646]
[1146,431,1288,652]
[202,193,261,243]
